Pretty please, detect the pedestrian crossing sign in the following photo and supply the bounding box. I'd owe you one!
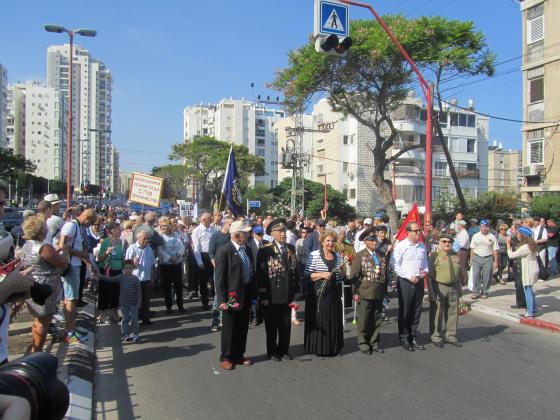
[315,0,349,37]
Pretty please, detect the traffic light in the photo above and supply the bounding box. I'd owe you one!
[315,34,352,56]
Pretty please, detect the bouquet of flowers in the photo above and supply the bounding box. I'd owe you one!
[316,254,353,313]
[227,291,240,310]
[288,302,300,311]
[458,299,471,316]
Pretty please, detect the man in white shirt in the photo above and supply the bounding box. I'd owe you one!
[393,222,428,351]
[469,219,499,299]
[354,218,372,253]
[534,217,548,269]
[44,194,65,248]
[449,212,464,232]
[455,220,470,285]
[192,211,216,309]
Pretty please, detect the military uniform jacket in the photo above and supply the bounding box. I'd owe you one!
[350,248,387,300]
[427,250,461,298]
[256,242,299,305]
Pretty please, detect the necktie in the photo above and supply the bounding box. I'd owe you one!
[238,246,251,284]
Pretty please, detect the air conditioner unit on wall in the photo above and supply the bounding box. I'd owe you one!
[523,165,538,176]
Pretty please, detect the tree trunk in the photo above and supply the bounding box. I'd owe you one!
[372,172,399,234]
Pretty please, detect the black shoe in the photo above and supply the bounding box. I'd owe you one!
[250,319,259,327]
[372,346,385,354]
[211,324,220,332]
[510,305,527,309]
[433,342,444,348]
[361,349,373,355]
[272,355,282,362]
[281,354,293,360]
[142,320,153,325]
[401,342,414,352]
[166,308,173,314]
[411,340,426,350]
[178,307,186,313]
[447,341,463,348]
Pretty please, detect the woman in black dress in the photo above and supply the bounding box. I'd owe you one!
[304,230,345,356]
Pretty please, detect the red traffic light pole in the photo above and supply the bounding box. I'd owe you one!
[340,0,433,224]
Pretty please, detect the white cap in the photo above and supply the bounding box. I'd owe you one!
[44,193,61,204]
[230,221,251,234]
[364,218,373,225]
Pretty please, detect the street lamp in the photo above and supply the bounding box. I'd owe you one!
[44,24,97,206]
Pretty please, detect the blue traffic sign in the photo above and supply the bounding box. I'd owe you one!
[248,200,261,208]
[319,0,349,37]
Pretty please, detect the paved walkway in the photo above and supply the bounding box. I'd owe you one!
[463,274,560,333]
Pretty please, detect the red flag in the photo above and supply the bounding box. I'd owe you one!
[395,202,421,241]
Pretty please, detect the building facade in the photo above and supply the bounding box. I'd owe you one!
[47,44,115,190]
[6,82,67,181]
[487,143,522,194]
[520,0,560,199]
[0,63,7,149]
[276,96,489,217]
[183,99,284,187]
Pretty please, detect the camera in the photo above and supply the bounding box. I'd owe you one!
[0,353,69,420]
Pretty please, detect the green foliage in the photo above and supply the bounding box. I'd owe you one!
[168,136,265,210]
[244,184,278,215]
[432,191,517,225]
[0,148,36,179]
[530,195,560,221]
[273,178,355,221]
[152,164,189,200]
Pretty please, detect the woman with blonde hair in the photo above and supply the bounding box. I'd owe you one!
[21,216,69,352]
[506,226,539,318]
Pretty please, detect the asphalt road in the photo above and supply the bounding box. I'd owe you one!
[94,291,560,420]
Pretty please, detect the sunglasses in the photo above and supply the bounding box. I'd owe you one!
[500,228,507,231]
[440,240,452,244]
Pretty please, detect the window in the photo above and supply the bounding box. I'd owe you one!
[349,189,356,199]
[317,164,324,174]
[467,115,476,128]
[256,149,265,157]
[256,119,265,128]
[343,162,348,173]
[467,139,476,153]
[343,135,348,145]
[529,77,544,103]
[257,138,265,145]
[434,161,447,176]
[528,129,544,164]
[527,4,544,44]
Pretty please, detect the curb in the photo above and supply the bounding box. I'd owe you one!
[65,294,96,420]
[469,302,560,334]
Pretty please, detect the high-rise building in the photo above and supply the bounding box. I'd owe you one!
[183,99,285,187]
[6,82,67,181]
[276,96,489,216]
[520,0,560,200]
[47,44,114,189]
[110,144,120,195]
[488,142,522,194]
[0,63,7,149]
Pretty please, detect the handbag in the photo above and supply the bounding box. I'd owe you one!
[536,255,549,280]
[467,268,475,292]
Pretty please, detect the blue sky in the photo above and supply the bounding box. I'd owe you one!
[1,0,523,173]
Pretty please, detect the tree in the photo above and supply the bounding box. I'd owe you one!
[244,184,276,215]
[168,136,265,210]
[530,195,560,221]
[273,178,355,221]
[152,164,188,201]
[0,148,36,179]
[272,15,495,232]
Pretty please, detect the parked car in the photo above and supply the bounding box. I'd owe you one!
[0,207,23,232]
[0,223,15,263]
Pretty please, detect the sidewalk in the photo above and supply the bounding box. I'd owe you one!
[463,274,560,334]
[7,291,97,420]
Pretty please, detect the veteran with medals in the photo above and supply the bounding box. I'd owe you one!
[350,227,387,355]
[428,233,463,348]
[256,219,299,361]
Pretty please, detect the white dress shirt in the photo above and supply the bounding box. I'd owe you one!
[393,238,428,280]
[456,229,470,250]
[192,224,216,266]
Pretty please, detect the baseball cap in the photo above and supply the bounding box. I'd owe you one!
[480,219,490,226]
[230,221,251,234]
[252,225,264,235]
[363,218,373,225]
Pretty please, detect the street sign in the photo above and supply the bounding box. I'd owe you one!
[314,0,349,37]
[248,200,261,208]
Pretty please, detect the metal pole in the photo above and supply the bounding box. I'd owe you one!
[66,32,74,206]
[323,174,328,219]
[340,0,433,222]
[392,162,397,201]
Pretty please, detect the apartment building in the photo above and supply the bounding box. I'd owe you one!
[275,96,489,216]
[520,0,560,199]
[183,99,285,187]
[488,142,522,194]
[0,63,7,148]
[6,82,67,180]
[47,44,115,189]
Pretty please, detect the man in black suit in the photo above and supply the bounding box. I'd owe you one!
[247,225,268,326]
[215,221,255,370]
[256,219,299,361]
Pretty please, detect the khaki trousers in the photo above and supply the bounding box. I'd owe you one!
[429,282,459,343]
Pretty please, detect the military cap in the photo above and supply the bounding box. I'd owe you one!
[266,218,287,235]
[359,227,378,242]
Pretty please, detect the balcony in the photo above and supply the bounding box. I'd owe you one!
[456,169,480,179]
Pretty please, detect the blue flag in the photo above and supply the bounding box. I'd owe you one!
[221,145,244,216]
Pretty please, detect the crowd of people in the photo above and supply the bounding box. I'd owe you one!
[1,181,557,370]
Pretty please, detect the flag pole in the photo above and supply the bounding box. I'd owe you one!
[219,144,233,213]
